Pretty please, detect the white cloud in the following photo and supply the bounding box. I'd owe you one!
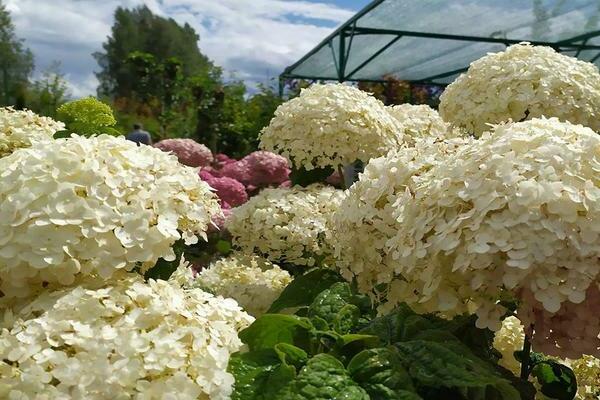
[5,0,355,96]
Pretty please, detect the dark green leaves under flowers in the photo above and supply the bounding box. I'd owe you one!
[228,268,575,400]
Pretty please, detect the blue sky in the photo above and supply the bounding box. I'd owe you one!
[5,0,370,97]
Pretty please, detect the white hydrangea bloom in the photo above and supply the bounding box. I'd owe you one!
[187,253,292,316]
[0,273,253,400]
[333,135,472,311]
[493,316,525,374]
[259,83,404,170]
[0,134,221,299]
[439,43,600,136]
[567,356,600,400]
[386,104,455,141]
[227,184,345,266]
[335,118,600,331]
[0,107,64,157]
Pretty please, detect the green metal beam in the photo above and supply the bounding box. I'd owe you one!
[346,27,600,50]
[414,67,469,83]
[281,0,384,76]
[346,34,403,79]
[280,1,600,88]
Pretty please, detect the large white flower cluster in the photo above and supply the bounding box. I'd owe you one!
[439,43,600,135]
[0,272,254,400]
[259,83,404,170]
[0,107,64,157]
[333,135,472,309]
[493,316,600,399]
[386,104,453,141]
[228,184,345,266]
[187,253,292,316]
[0,134,221,299]
[334,118,600,331]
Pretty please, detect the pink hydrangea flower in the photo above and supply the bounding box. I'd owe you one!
[215,153,237,166]
[199,169,248,207]
[154,138,213,167]
[217,159,252,185]
[243,151,290,186]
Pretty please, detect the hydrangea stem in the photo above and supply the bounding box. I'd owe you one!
[520,333,532,380]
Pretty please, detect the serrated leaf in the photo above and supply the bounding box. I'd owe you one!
[348,347,414,395]
[229,349,294,400]
[333,304,361,334]
[359,304,416,345]
[308,282,361,333]
[239,314,314,351]
[395,340,516,399]
[268,268,343,313]
[400,316,435,341]
[274,343,308,369]
[281,354,370,400]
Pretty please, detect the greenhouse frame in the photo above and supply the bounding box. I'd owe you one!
[280,0,600,93]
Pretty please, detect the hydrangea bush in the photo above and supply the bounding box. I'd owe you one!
[259,83,404,170]
[335,118,600,338]
[227,184,344,266]
[1,42,599,400]
[439,43,600,135]
[187,252,292,316]
[0,271,253,399]
[154,138,214,167]
[386,103,452,141]
[0,134,221,300]
[0,107,64,157]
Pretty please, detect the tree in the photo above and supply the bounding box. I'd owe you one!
[27,61,70,118]
[0,1,33,107]
[94,5,218,99]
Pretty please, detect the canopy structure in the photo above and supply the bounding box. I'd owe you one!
[280,0,600,92]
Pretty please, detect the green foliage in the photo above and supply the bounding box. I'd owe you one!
[94,5,216,99]
[228,268,549,400]
[530,361,577,400]
[56,97,120,137]
[268,268,344,313]
[26,62,69,118]
[239,314,314,352]
[0,1,34,107]
[514,351,577,400]
[280,354,370,400]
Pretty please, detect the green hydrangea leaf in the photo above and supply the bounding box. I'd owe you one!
[531,360,577,400]
[239,314,314,351]
[308,282,359,333]
[359,303,416,345]
[280,354,369,400]
[333,304,361,334]
[229,349,295,400]
[395,341,517,400]
[399,315,435,341]
[274,343,308,369]
[268,268,344,313]
[348,347,414,395]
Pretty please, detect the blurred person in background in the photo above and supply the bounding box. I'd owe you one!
[126,123,152,145]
